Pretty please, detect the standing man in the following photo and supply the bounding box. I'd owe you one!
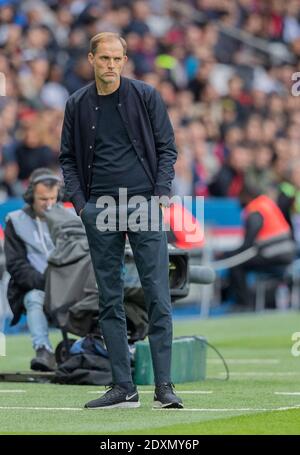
[59,32,183,409]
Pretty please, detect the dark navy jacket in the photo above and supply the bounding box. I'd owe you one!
[59,77,177,214]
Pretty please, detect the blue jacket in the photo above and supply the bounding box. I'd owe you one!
[59,77,177,214]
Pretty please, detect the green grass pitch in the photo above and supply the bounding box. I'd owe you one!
[0,311,300,435]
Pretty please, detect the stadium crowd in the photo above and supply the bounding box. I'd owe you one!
[1,0,300,242]
[1,0,300,198]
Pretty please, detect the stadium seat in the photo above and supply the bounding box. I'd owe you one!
[254,267,290,312]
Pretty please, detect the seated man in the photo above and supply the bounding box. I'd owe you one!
[0,241,6,332]
[278,158,300,254]
[219,183,296,308]
[0,241,4,282]
[4,168,64,371]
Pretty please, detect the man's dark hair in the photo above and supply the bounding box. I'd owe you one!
[23,168,63,205]
[239,181,262,204]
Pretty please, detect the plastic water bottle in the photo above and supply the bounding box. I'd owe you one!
[275,283,290,311]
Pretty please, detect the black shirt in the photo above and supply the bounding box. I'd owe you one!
[90,88,153,197]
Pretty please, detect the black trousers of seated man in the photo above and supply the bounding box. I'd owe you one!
[230,253,293,307]
[81,199,172,386]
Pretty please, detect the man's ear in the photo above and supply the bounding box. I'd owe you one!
[88,52,94,66]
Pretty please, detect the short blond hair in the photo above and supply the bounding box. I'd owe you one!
[90,32,127,56]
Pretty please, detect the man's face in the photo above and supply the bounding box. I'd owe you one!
[229,147,251,172]
[88,39,128,87]
[32,183,59,217]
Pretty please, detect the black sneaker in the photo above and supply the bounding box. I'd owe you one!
[30,347,56,372]
[153,383,184,409]
[84,385,140,409]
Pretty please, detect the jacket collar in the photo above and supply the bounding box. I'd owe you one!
[23,205,36,219]
[23,204,63,220]
[87,76,129,107]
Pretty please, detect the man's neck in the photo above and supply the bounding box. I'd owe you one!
[96,79,120,96]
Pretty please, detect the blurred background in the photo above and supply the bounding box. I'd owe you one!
[1,0,300,325]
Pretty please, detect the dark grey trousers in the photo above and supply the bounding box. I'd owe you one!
[81,200,173,385]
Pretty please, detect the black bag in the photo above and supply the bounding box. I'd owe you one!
[53,352,112,385]
[53,334,112,385]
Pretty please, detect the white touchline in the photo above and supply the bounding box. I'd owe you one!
[208,359,280,364]
[277,405,300,410]
[152,405,300,412]
[0,406,83,411]
[87,390,213,394]
[223,372,300,376]
[1,405,300,412]
[0,390,26,393]
[274,392,300,395]
[153,408,266,412]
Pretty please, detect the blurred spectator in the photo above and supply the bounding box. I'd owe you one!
[188,120,219,196]
[209,143,251,197]
[40,83,69,110]
[124,1,151,37]
[278,159,300,251]
[245,144,277,194]
[14,113,57,182]
[172,150,193,198]
[222,74,252,125]
[63,54,93,94]
[172,127,193,197]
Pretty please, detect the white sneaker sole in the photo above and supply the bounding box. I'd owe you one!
[153,400,184,409]
[85,401,141,409]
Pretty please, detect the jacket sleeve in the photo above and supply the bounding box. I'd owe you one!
[4,219,45,291]
[59,98,87,215]
[221,211,263,258]
[145,87,177,198]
